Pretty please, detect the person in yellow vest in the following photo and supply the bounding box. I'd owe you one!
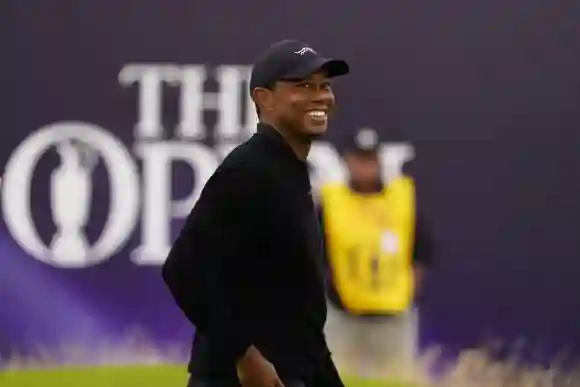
[318,128,433,380]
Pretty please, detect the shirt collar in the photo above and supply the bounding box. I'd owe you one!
[349,179,384,194]
[256,122,308,167]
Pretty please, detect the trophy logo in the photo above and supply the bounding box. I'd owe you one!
[49,139,99,265]
[2,122,140,268]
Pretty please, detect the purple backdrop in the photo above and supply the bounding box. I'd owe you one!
[1,1,580,365]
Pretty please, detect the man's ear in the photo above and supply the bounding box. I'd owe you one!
[252,87,274,113]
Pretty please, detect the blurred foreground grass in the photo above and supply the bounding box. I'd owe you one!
[0,365,421,387]
[2,336,578,387]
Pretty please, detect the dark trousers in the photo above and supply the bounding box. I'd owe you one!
[187,357,344,387]
[187,378,307,387]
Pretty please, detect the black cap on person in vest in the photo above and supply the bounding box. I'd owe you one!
[339,127,381,156]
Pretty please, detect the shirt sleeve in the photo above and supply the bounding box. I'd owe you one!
[162,163,263,362]
[317,205,331,278]
[413,210,435,267]
[402,162,435,268]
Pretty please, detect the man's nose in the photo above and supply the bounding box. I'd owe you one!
[312,88,334,103]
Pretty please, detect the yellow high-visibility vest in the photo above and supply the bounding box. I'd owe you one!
[320,177,416,315]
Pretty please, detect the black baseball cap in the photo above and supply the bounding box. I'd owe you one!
[249,40,350,92]
[339,127,381,156]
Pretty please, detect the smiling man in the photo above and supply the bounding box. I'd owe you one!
[162,40,349,387]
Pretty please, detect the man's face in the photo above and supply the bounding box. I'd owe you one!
[271,71,336,138]
[344,152,381,184]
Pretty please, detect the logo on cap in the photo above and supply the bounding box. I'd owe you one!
[355,127,379,150]
[294,47,316,56]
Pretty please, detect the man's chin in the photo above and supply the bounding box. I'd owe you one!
[303,124,328,139]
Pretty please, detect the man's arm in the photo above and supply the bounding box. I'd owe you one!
[413,212,434,268]
[403,162,434,272]
[317,203,348,310]
[412,211,434,298]
[316,204,332,283]
[162,164,261,362]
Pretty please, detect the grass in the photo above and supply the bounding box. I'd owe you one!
[3,351,580,386]
[0,365,421,387]
[2,336,578,387]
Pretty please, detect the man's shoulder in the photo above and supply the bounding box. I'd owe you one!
[208,136,272,188]
[219,135,269,170]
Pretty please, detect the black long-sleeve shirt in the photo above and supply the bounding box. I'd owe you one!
[162,123,340,384]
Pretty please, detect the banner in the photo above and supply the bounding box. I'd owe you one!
[1,2,579,365]
[0,62,413,364]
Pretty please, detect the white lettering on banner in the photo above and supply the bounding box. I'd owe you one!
[213,65,258,141]
[119,64,258,141]
[132,142,219,265]
[1,64,415,269]
[175,65,207,140]
[118,64,182,139]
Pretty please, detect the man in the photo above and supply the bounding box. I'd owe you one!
[318,128,433,380]
[162,40,349,387]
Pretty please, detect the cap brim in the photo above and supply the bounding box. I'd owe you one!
[281,57,350,81]
[340,143,380,156]
[345,147,380,157]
